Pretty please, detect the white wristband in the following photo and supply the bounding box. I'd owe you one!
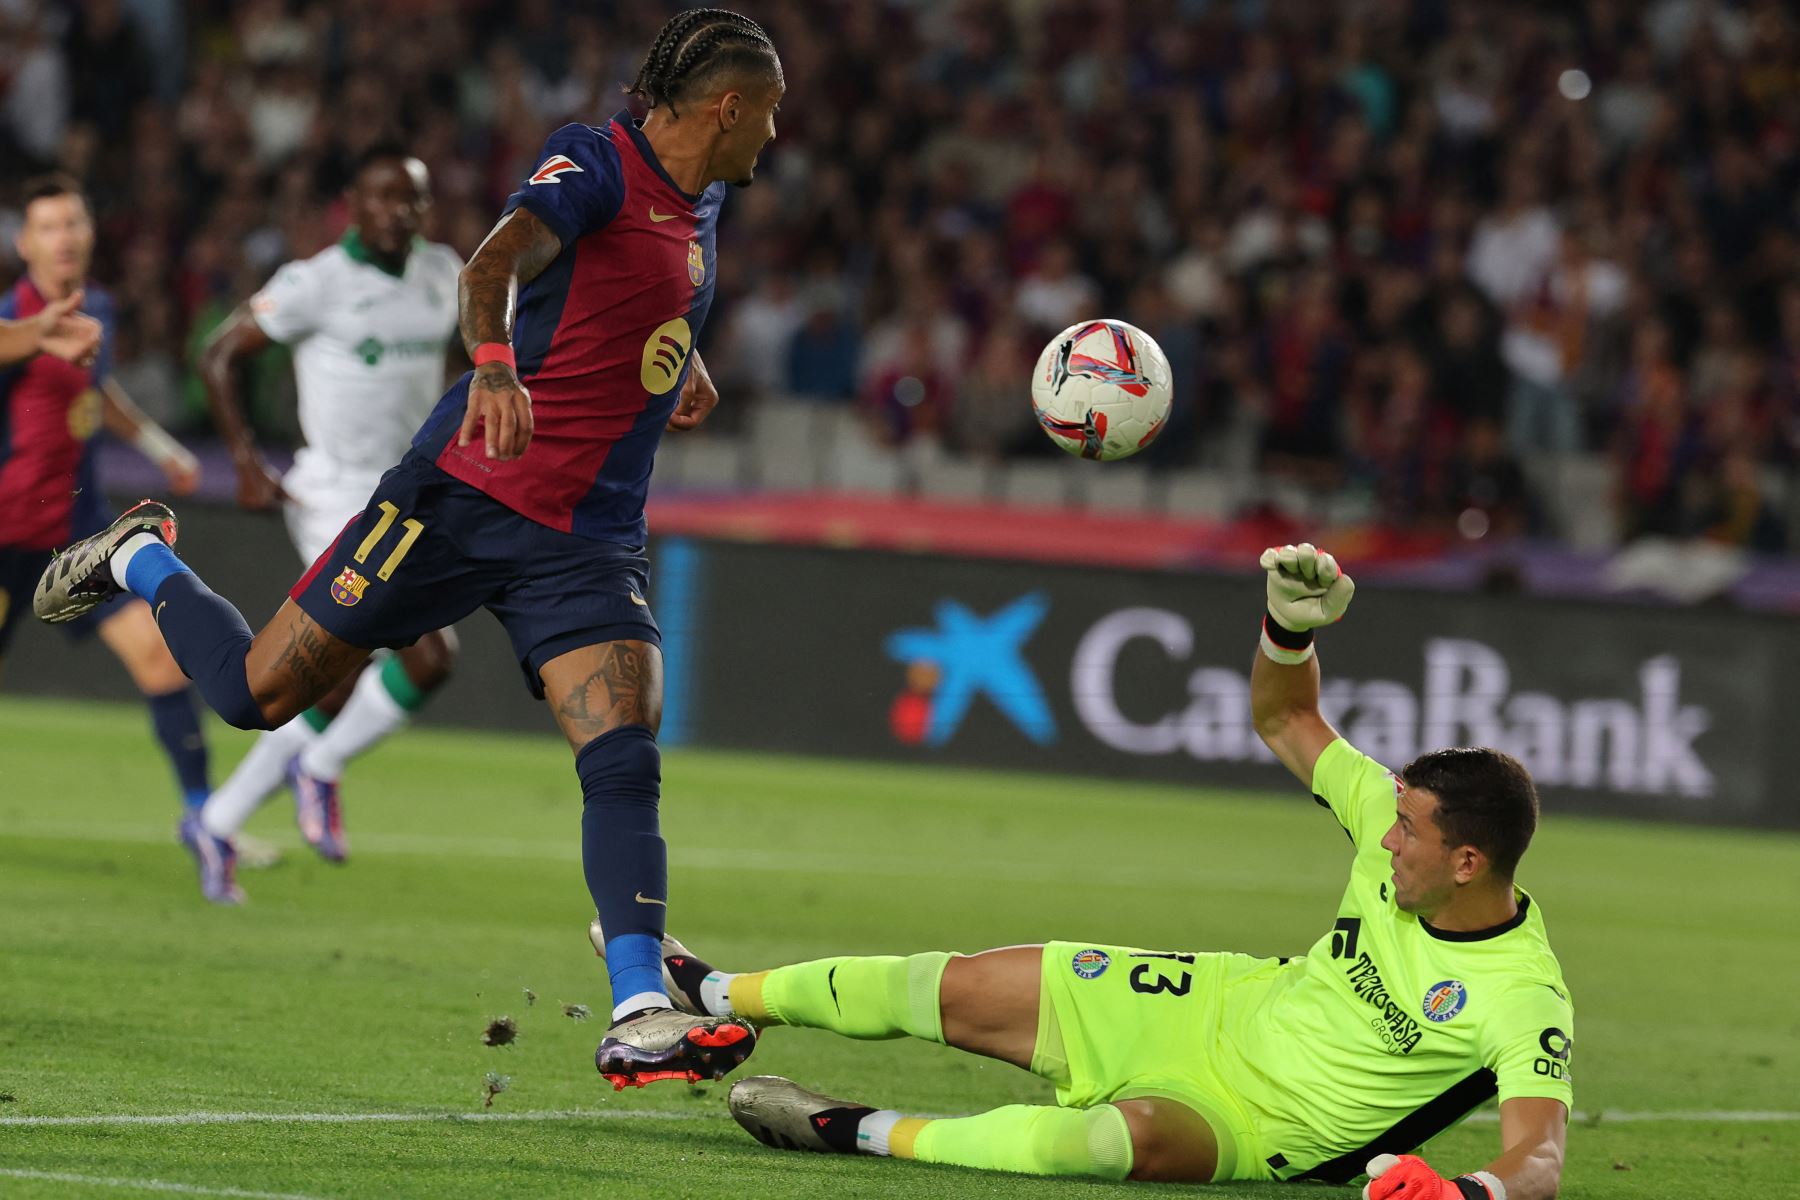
[133,423,193,470]
[1259,628,1316,665]
[1464,1170,1506,1200]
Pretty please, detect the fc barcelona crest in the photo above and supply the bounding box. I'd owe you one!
[687,241,705,286]
[330,567,370,607]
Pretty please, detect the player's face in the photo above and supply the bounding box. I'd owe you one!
[352,158,432,258]
[718,75,785,187]
[16,195,95,287]
[1380,788,1460,916]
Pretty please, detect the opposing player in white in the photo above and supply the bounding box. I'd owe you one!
[191,145,463,895]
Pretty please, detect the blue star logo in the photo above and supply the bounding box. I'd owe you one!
[884,593,1056,746]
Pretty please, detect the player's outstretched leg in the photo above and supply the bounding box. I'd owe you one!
[632,940,1043,1062]
[728,1077,1137,1180]
[33,500,368,730]
[541,640,755,1089]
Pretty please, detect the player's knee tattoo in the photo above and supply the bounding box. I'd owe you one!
[555,642,657,738]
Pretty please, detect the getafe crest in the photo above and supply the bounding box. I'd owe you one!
[687,241,705,286]
[330,567,369,607]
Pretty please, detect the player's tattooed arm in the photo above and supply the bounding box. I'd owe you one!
[456,208,562,461]
[200,306,286,510]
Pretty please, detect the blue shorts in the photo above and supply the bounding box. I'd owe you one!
[290,453,659,698]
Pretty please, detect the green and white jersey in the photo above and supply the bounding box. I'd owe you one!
[250,230,460,476]
[1224,738,1574,1179]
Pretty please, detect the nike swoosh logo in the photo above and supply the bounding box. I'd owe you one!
[648,208,680,223]
[628,593,648,607]
[155,602,167,623]
[635,892,666,906]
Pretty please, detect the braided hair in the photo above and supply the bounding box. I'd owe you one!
[628,8,779,117]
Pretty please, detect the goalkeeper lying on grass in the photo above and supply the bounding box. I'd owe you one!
[602,545,1572,1195]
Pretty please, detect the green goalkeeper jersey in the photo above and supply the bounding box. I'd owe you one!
[1221,738,1574,1180]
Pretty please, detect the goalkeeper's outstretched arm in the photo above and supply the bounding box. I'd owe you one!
[1250,543,1354,786]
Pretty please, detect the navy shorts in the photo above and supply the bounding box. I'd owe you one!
[290,453,659,698]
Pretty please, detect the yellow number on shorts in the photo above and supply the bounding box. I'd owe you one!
[352,501,426,581]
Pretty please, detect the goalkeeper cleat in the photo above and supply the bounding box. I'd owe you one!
[289,758,347,863]
[594,1007,756,1091]
[587,918,713,1016]
[33,500,177,623]
[178,813,244,906]
[729,1076,875,1155]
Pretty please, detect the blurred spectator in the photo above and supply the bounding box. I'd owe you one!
[1013,239,1097,335]
[948,319,1037,462]
[716,274,802,402]
[787,298,860,404]
[1,6,70,164]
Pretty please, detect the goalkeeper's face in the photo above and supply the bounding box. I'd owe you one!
[1380,787,1463,916]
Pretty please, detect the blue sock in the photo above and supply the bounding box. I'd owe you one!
[575,725,668,1011]
[145,571,269,731]
[121,539,191,604]
[146,687,209,810]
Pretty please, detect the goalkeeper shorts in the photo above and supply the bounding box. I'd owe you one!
[1033,941,1288,1183]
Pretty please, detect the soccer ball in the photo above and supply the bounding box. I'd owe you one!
[1030,319,1173,461]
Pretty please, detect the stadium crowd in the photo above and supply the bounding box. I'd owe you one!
[2,0,1798,549]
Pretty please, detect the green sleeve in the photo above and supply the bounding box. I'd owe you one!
[1309,738,1399,852]
[1483,985,1575,1108]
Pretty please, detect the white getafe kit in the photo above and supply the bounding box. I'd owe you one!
[250,230,461,560]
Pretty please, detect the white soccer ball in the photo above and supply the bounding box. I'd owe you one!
[1030,318,1173,461]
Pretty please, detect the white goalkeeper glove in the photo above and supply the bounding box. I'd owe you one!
[1259,542,1355,664]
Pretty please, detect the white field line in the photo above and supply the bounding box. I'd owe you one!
[0,821,1327,897]
[0,1169,317,1200]
[2,1107,1794,1131]
[0,1107,712,1128]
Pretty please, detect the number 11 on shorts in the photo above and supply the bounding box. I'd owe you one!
[353,501,425,581]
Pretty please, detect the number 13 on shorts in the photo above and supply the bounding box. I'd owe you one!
[353,501,425,581]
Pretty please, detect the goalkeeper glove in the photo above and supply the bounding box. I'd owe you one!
[1259,542,1355,664]
[1362,1154,1506,1200]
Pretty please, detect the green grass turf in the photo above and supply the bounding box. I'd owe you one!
[0,696,1795,1199]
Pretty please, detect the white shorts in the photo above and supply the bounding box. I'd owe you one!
[281,452,385,565]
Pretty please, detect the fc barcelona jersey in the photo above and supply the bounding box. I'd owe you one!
[414,113,724,544]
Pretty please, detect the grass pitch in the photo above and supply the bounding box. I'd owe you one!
[0,696,1795,1199]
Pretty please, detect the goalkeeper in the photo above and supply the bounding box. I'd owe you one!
[620,545,1573,1195]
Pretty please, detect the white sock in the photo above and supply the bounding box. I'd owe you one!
[611,992,674,1022]
[298,663,409,780]
[201,717,316,838]
[700,971,736,1017]
[109,532,161,590]
[856,1110,904,1156]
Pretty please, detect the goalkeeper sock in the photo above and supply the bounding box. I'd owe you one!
[876,1104,1133,1179]
[728,953,951,1042]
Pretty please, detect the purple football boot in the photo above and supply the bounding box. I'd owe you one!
[289,758,348,863]
[177,813,244,905]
